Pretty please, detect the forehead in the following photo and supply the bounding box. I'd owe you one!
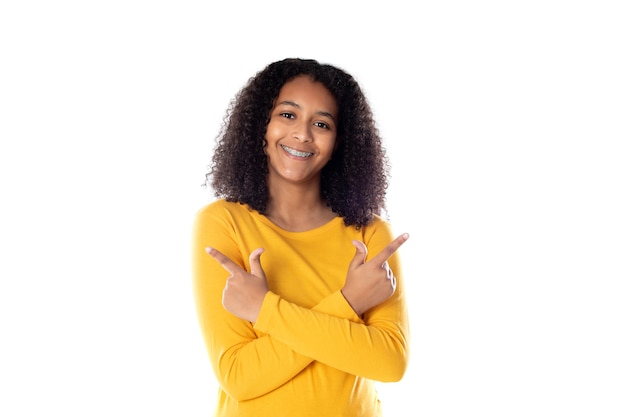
[276,76,337,112]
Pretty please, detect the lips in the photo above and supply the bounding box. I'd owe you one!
[281,144,314,158]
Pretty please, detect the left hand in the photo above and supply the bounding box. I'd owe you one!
[341,233,409,315]
[205,246,269,323]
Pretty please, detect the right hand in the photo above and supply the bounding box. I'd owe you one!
[341,233,409,316]
[206,246,269,323]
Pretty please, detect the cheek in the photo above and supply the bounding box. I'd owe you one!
[265,121,281,140]
[324,136,338,156]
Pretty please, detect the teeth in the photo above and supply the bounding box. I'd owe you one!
[281,145,313,158]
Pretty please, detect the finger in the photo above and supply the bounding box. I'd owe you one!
[206,246,243,274]
[370,233,410,265]
[348,240,368,270]
[249,248,266,278]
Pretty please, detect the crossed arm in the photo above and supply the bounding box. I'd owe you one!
[192,211,409,401]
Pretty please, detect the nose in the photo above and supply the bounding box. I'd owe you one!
[292,121,312,142]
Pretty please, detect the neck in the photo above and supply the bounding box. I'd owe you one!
[265,181,335,232]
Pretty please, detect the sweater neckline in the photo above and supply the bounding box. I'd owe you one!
[249,208,345,238]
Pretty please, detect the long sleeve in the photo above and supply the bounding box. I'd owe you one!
[253,231,409,382]
[192,202,366,401]
[192,199,410,414]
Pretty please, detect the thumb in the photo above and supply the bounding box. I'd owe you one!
[249,248,266,279]
[348,240,368,270]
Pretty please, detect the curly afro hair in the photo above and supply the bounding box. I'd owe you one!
[206,58,390,228]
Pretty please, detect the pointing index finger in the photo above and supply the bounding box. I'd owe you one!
[206,246,240,274]
[371,233,410,265]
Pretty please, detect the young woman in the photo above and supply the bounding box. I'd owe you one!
[192,58,410,416]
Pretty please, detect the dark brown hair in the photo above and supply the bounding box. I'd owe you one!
[206,58,389,228]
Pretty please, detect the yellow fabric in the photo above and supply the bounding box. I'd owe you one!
[192,199,410,417]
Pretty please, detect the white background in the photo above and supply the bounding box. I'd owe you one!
[1,1,625,416]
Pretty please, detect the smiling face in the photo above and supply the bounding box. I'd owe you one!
[264,75,338,189]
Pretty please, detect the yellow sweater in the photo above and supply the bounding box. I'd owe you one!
[192,199,410,417]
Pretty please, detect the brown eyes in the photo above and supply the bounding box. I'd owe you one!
[278,113,331,130]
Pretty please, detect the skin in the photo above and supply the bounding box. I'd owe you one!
[264,75,338,189]
[206,233,409,322]
[206,75,409,321]
[263,75,339,232]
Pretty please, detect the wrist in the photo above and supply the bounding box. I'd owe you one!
[340,288,362,316]
[249,290,269,323]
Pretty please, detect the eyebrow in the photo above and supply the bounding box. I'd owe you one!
[277,100,336,122]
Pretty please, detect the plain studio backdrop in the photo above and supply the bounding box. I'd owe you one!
[1,1,624,416]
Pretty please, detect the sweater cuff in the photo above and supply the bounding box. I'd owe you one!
[254,290,363,335]
[314,290,364,323]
